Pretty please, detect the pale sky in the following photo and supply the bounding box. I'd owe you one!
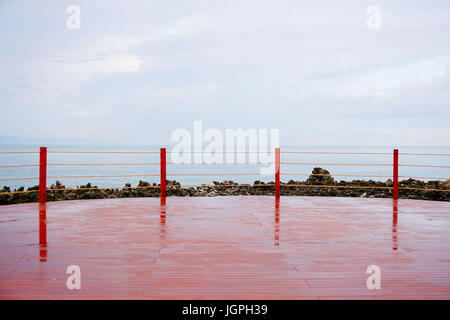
[1,0,449,146]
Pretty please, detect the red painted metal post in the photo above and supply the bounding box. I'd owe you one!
[39,147,47,204]
[275,148,280,199]
[160,148,166,202]
[393,148,398,201]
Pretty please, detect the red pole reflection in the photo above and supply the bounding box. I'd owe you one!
[160,202,166,240]
[274,198,280,247]
[39,203,47,262]
[393,199,398,251]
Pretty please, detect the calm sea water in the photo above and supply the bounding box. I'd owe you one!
[1,145,449,190]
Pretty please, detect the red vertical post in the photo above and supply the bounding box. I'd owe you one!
[160,148,166,202]
[393,148,398,201]
[275,147,280,199]
[39,147,47,204]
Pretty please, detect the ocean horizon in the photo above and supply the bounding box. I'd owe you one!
[1,145,449,190]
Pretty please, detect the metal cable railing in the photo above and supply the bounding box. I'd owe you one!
[1,148,449,204]
[281,162,392,166]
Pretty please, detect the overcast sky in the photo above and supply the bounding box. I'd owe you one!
[1,0,449,146]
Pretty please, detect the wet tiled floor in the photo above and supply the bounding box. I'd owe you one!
[0,196,449,299]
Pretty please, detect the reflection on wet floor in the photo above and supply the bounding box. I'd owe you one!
[274,198,280,247]
[393,199,398,251]
[160,203,166,241]
[38,203,47,262]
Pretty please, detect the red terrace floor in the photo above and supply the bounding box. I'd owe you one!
[0,196,449,300]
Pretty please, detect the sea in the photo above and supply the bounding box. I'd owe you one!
[1,145,449,191]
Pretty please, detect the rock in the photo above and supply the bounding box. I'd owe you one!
[306,168,335,185]
[50,181,65,190]
[137,180,150,187]
[80,182,97,189]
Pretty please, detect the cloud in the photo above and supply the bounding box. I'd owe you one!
[278,56,450,120]
[68,54,142,76]
[343,56,450,93]
[0,0,450,146]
